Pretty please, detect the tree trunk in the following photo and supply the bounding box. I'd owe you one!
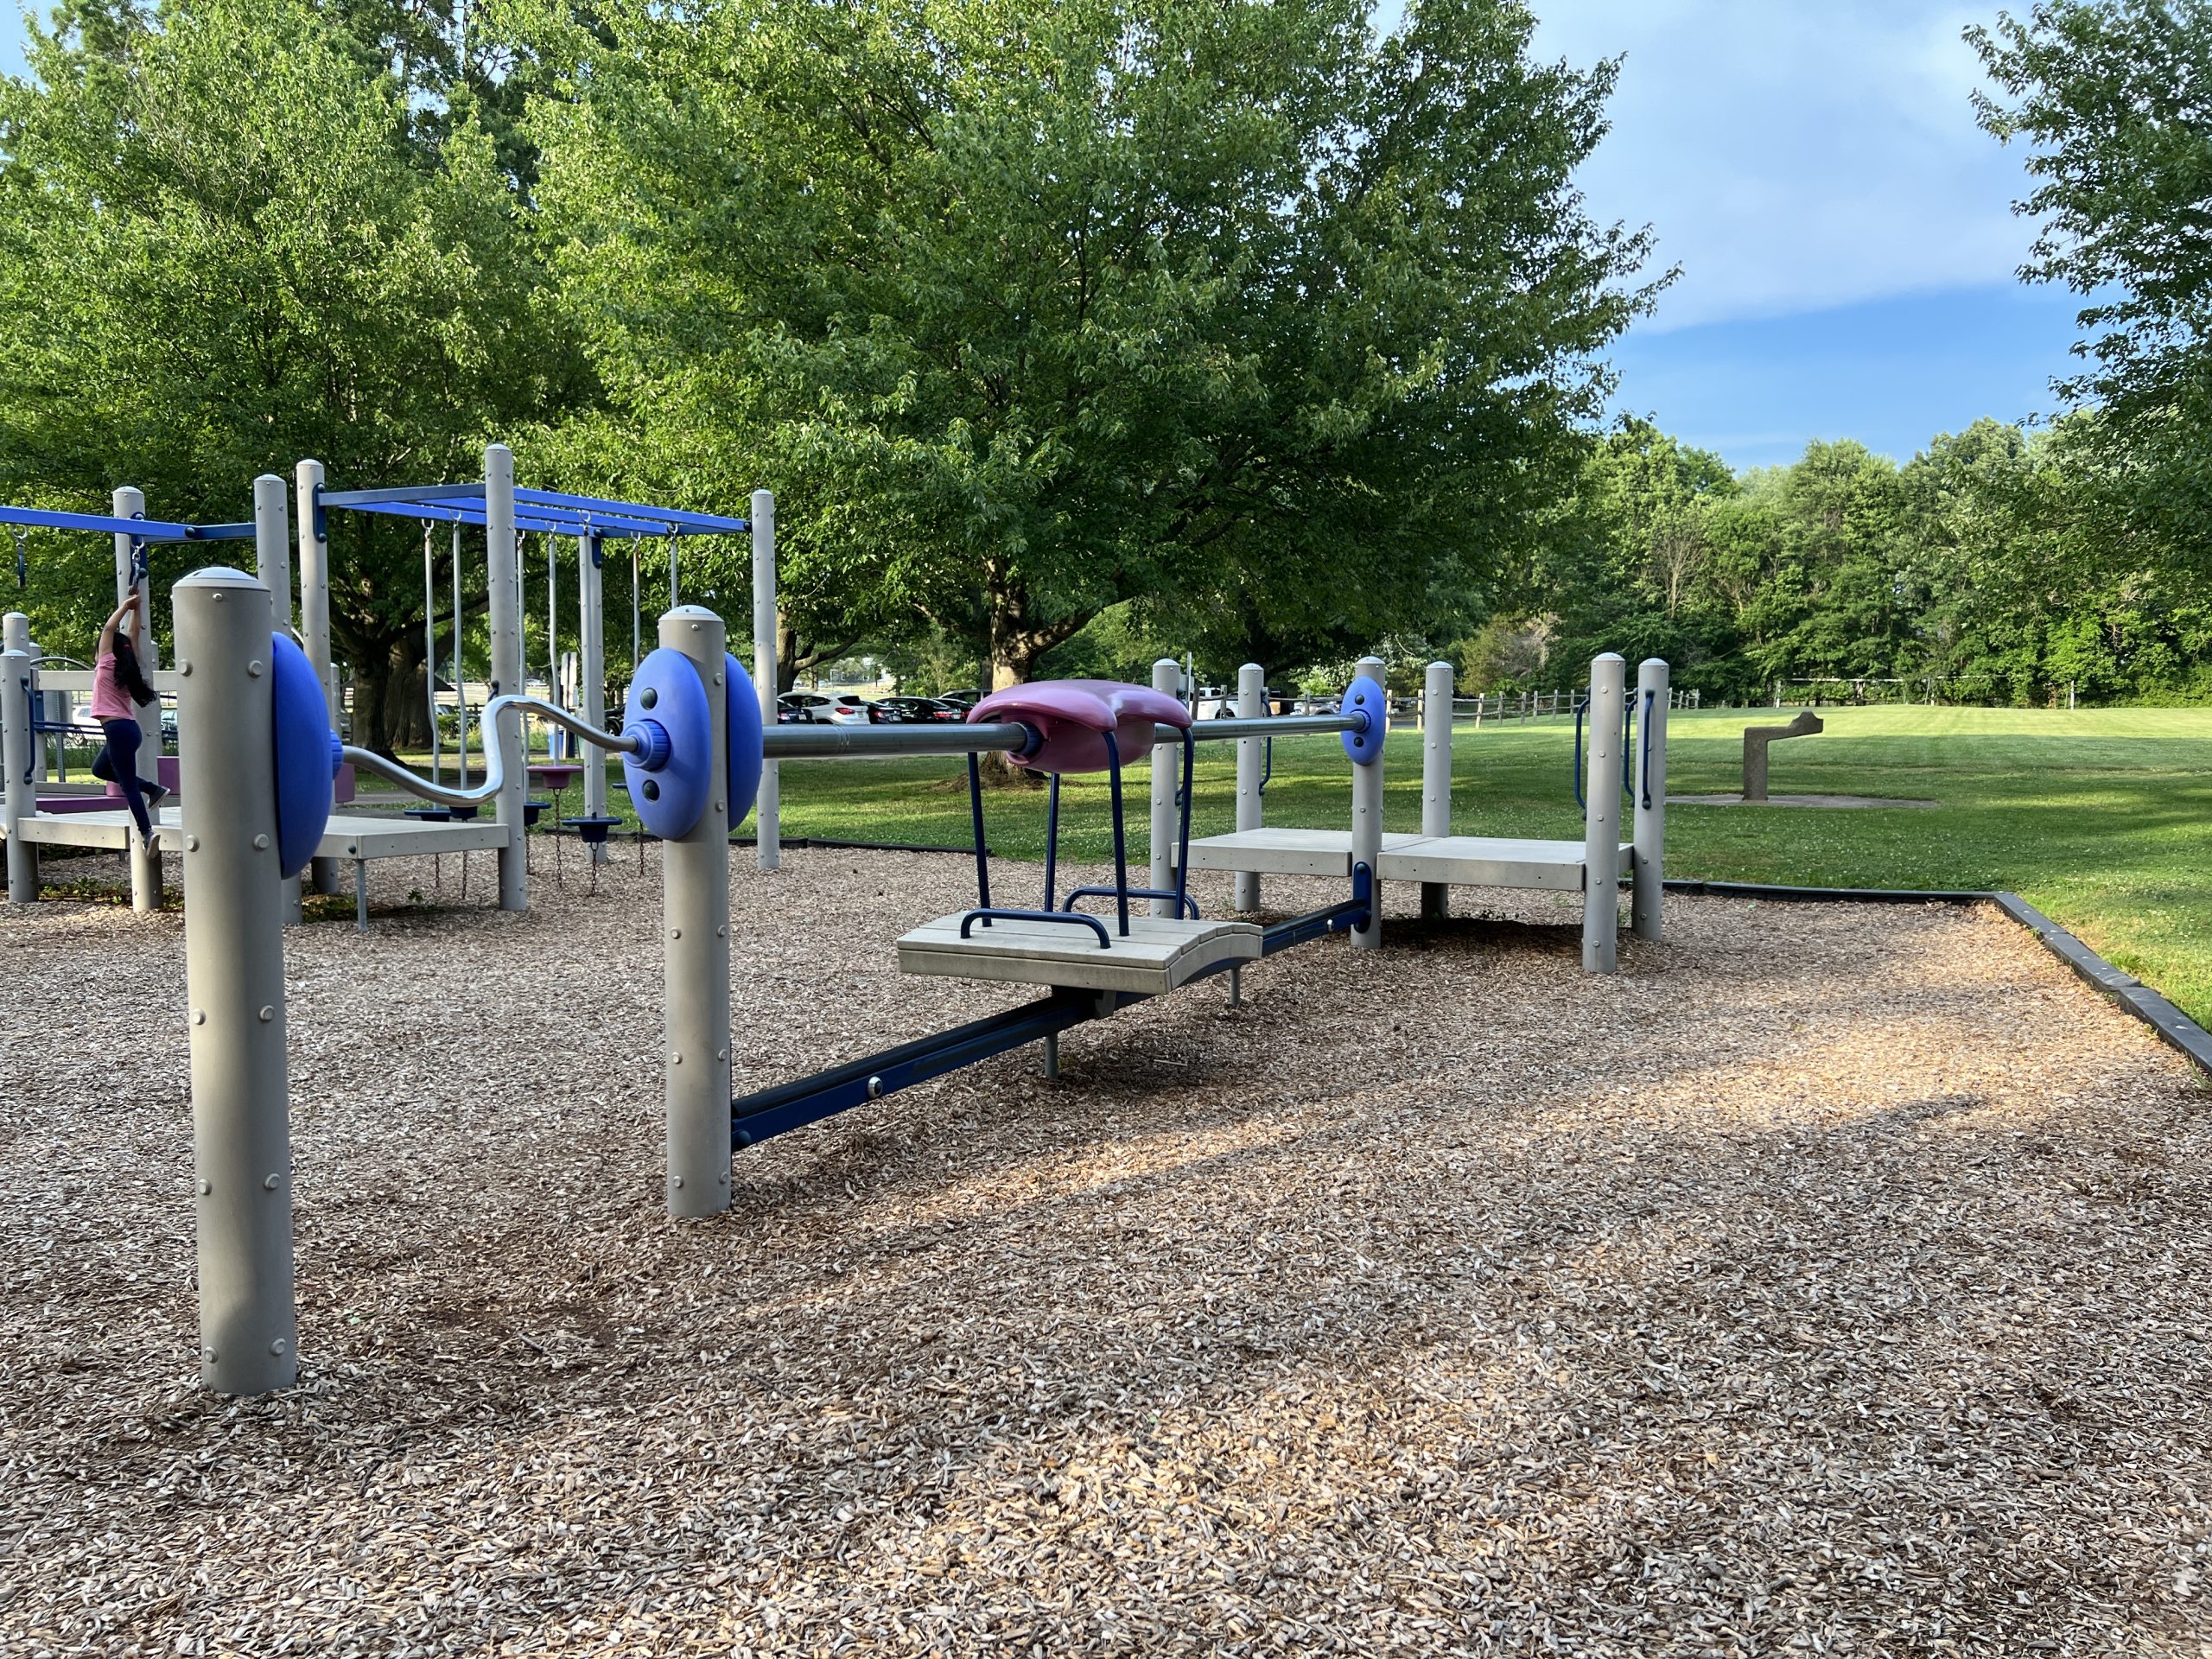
[776,617,861,694]
[348,630,429,760]
[982,575,1084,778]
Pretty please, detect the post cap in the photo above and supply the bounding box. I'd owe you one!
[174,566,265,592]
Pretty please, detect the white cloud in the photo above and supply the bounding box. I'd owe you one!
[1521,1,2038,330]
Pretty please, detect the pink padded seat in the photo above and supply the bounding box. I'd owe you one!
[968,679,1192,775]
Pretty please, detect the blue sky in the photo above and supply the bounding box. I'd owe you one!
[0,1,2081,472]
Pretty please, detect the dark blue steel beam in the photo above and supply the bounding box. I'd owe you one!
[730,988,1105,1149]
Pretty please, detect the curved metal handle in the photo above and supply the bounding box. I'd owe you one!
[1640,688,1655,810]
[1572,696,1588,808]
[344,693,639,810]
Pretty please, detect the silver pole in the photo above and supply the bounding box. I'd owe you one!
[763,721,1028,760]
[1632,658,1669,942]
[1421,659,1452,921]
[1350,655,1385,952]
[579,532,607,851]
[294,459,340,889]
[112,486,161,912]
[1148,658,1178,915]
[752,490,779,871]
[630,545,640,671]
[253,476,302,925]
[1189,712,1361,742]
[1583,652,1625,974]
[546,532,559,742]
[2,644,33,902]
[424,526,441,785]
[485,445,526,912]
[1233,661,1263,912]
[661,606,731,1217]
[174,567,296,1394]
[451,520,467,786]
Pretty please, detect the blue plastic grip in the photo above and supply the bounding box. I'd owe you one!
[622,648,710,838]
[1340,674,1385,766]
[270,632,336,879]
[631,717,671,771]
[724,652,763,830]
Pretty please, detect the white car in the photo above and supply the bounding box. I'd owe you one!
[777,692,874,725]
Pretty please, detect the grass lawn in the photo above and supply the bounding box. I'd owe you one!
[442,705,2212,1026]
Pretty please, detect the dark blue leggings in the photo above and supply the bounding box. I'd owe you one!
[91,717,152,838]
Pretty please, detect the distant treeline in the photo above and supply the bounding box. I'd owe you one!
[1476,413,2212,709]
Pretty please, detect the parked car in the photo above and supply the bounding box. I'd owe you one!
[870,696,964,724]
[777,692,832,724]
[777,691,873,724]
[936,688,982,711]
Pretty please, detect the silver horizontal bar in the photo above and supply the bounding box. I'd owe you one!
[343,696,637,809]
[1190,714,1362,741]
[764,722,1033,760]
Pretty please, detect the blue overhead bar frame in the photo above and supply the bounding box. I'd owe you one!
[0,504,256,544]
[314,482,749,543]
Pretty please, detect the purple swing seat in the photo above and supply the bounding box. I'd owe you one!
[967,679,1190,774]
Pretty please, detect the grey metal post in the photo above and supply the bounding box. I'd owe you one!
[111,487,162,912]
[424,527,442,785]
[254,476,303,925]
[579,532,607,855]
[484,446,526,911]
[9,613,50,784]
[752,490,780,870]
[451,522,467,785]
[1351,654,1385,952]
[1421,659,1452,921]
[3,645,33,902]
[174,568,297,1394]
[296,461,340,887]
[1583,652,1625,974]
[1148,658,1179,915]
[1232,662,1264,912]
[661,606,732,1217]
[1632,658,1669,941]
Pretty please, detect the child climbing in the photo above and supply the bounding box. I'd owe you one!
[88,589,167,838]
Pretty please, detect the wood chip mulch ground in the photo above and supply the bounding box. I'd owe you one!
[3,845,2209,1656]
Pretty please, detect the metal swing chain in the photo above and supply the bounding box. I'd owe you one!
[12,527,24,592]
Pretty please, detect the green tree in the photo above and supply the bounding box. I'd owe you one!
[0,0,583,750]
[1971,0,2212,563]
[532,0,1662,695]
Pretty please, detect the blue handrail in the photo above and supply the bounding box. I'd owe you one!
[960,906,1111,948]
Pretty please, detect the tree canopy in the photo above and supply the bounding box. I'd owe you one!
[532,0,1662,690]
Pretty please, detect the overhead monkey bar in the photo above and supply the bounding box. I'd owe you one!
[312,483,749,542]
[0,503,257,545]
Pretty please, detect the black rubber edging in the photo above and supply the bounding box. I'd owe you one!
[1661,877,2212,1078]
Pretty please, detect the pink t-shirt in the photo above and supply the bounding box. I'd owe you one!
[89,652,134,721]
